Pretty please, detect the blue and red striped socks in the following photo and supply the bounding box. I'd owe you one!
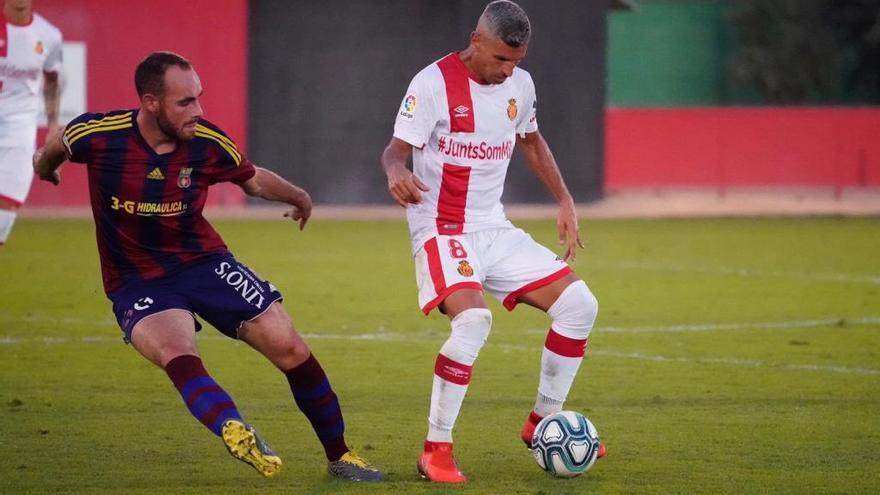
[164,352,349,461]
[284,354,348,461]
[164,354,243,436]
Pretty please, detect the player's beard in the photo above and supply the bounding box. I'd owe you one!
[156,107,195,142]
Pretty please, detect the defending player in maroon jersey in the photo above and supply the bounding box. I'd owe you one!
[381,1,605,483]
[61,109,257,294]
[34,51,383,483]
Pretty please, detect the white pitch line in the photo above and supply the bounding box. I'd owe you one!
[1,328,878,376]
[4,313,879,336]
[585,317,880,334]
[491,345,880,376]
[612,261,880,285]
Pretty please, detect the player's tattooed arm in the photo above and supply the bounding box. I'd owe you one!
[33,127,67,186]
[240,166,312,230]
[517,131,584,262]
[381,137,429,207]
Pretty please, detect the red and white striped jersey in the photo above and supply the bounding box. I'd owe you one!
[393,52,539,253]
[0,12,62,147]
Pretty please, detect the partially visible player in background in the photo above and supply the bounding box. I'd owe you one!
[0,0,61,246]
[33,51,382,482]
[381,0,604,483]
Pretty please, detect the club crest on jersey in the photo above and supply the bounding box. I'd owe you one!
[507,98,518,121]
[178,167,193,189]
[457,260,474,277]
[35,41,44,55]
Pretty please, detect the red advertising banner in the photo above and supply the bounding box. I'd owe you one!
[27,0,248,207]
[606,108,880,189]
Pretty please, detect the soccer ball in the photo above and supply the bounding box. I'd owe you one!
[531,411,601,477]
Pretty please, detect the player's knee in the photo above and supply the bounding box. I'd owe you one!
[442,307,493,364]
[243,302,311,368]
[547,281,598,340]
[280,342,312,368]
[261,334,311,371]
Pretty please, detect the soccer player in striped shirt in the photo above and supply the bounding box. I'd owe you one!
[381,0,605,482]
[33,51,382,482]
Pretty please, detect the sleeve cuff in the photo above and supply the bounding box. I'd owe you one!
[393,130,426,150]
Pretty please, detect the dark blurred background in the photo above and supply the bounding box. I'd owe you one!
[26,0,880,208]
[248,0,609,204]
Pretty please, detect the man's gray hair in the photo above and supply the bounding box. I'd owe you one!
[482,0,531,47]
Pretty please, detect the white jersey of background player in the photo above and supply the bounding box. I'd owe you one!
[0,0,62,245]
[381,0,604,484]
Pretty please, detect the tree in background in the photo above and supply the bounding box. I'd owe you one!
[727,0,880,104]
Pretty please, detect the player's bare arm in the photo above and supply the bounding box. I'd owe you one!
[517,130,583,262]
[32,127,67,186]
[43,71,62,139]
[381,137,429,207]
[240,166,312,230]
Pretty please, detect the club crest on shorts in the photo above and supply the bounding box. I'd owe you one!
[178,167,193,189]
[457,260,474,277]
[507,98,518,121]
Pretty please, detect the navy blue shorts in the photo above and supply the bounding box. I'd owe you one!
[109,254,283,343]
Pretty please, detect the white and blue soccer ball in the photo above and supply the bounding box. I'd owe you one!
[531,411,601,477]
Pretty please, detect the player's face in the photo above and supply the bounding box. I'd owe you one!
[5,0,32,11]
[471,32,528,84]
[157,67,203,141]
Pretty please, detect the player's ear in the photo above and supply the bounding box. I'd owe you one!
[470,31,481,47]
[141,93,160,112]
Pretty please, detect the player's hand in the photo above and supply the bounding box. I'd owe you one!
[32,148,61,186]
[557,201,583,262]
[386,165,429,207]
[283,188,312,230]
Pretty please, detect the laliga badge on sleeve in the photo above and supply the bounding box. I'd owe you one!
[399,94,417,121]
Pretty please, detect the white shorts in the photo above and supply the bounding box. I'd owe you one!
[0,145,36,205]
[414,227,572,315]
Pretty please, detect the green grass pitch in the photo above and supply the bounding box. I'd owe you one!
[1,216,878,494]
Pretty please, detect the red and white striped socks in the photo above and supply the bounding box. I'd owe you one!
[427,308,492,443]
[533,281,598,416]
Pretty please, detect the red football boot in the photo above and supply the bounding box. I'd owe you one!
[521,411,543,448]
[417,441,466,483]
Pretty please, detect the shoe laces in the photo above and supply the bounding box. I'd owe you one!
[247,425,277,456]
[339,451,370,468]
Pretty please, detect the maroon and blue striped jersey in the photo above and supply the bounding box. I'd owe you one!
[62,109,256,294]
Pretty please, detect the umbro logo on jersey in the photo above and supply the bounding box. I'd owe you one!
[453,105,470,117]
[147,168,165,180]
